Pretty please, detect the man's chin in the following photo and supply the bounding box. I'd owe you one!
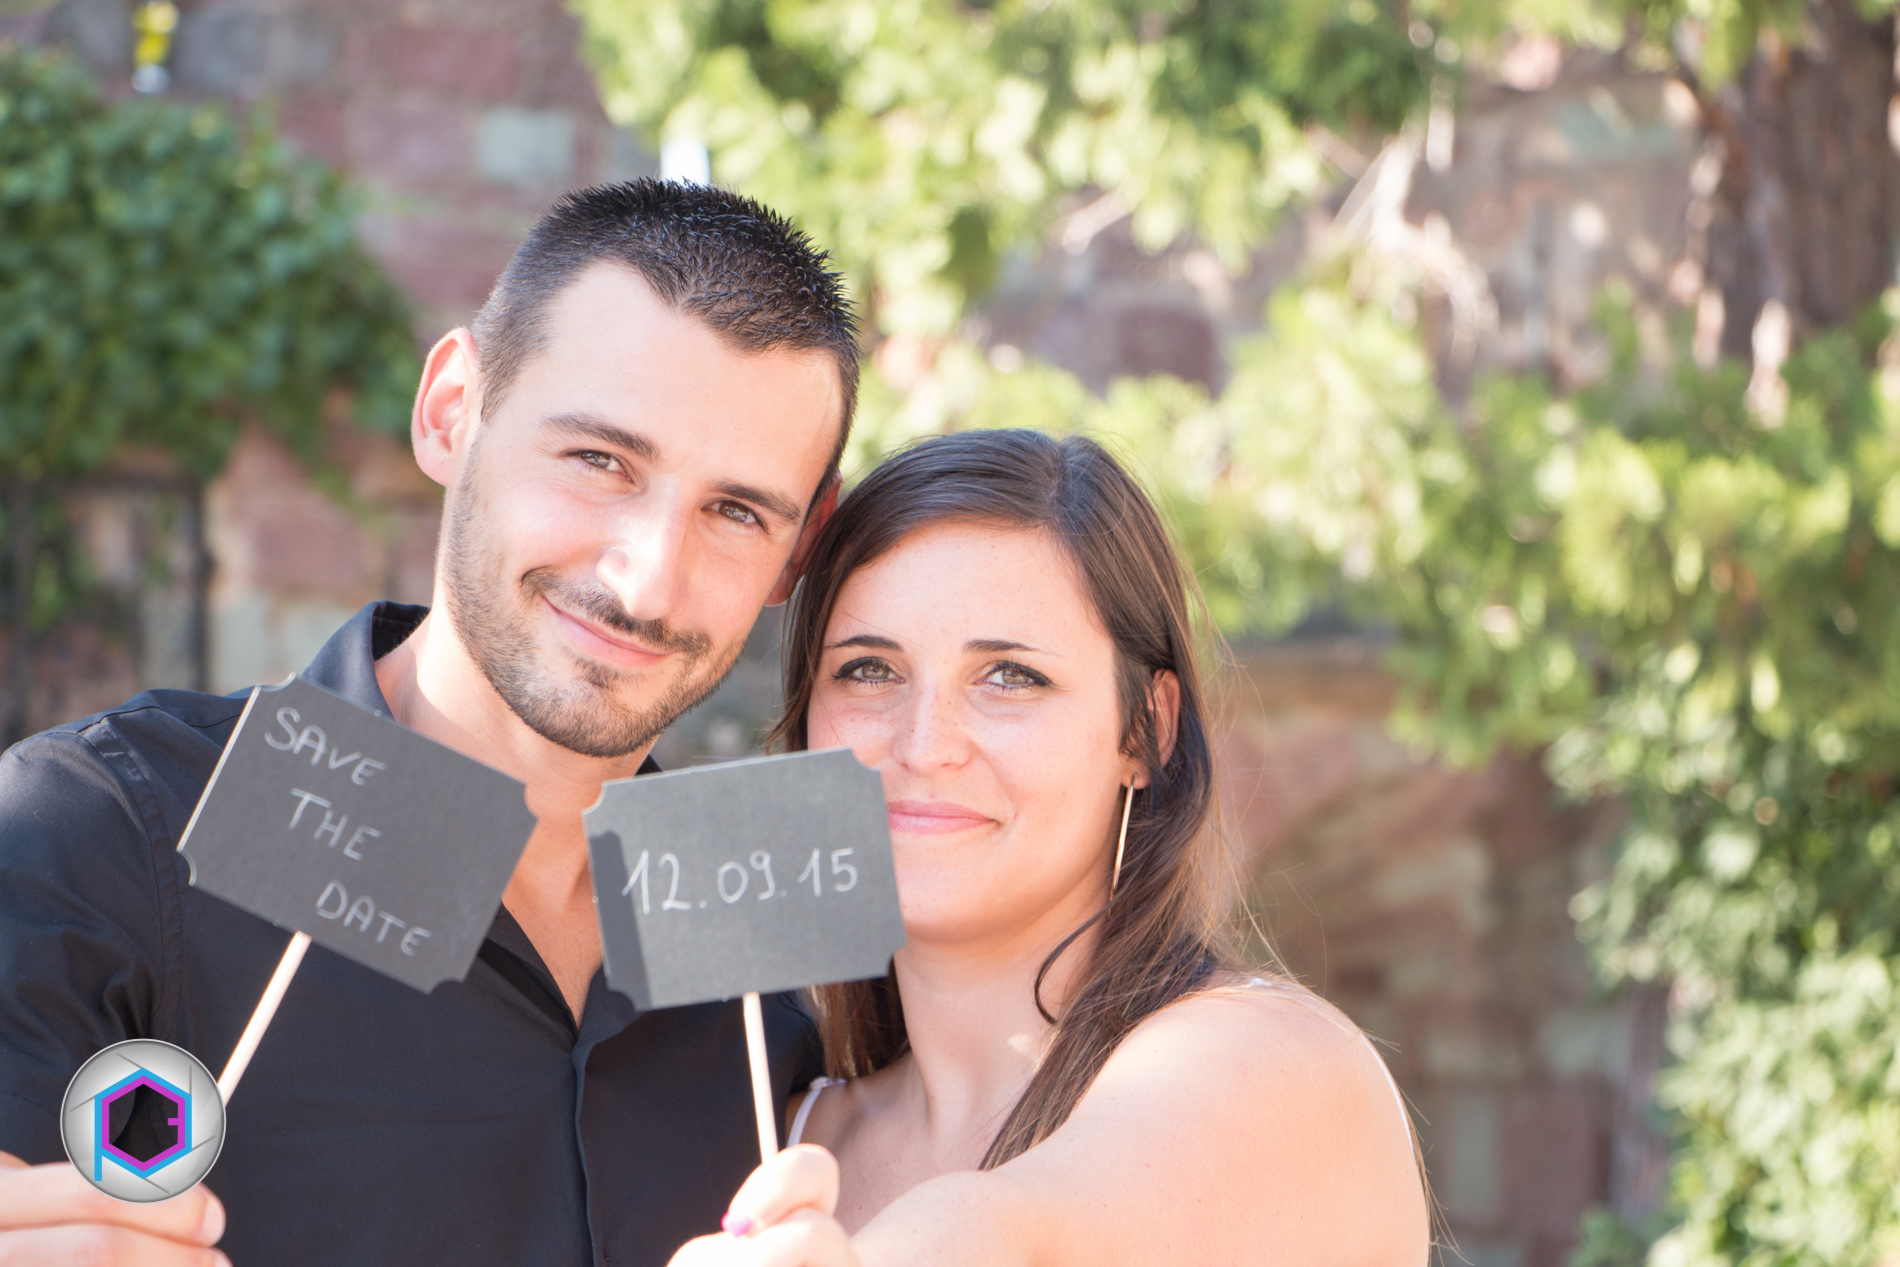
[504,650,743,760]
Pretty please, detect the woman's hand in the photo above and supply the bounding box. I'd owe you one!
[669,1145,860,1267]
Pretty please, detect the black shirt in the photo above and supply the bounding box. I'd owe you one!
[0,602,823,1266]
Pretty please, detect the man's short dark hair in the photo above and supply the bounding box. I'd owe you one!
[471,180,861,485]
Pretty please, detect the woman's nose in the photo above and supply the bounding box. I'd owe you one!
[595,498,693,623]
[890,680,972,771]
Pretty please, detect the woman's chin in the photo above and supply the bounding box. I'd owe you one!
[896,886,1101,954]
[894,891,1014,947]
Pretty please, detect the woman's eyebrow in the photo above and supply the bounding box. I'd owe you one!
[967,639,1045,654]
[827,634,901,651]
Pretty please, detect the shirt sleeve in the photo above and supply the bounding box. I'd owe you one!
[0,728,171,1164]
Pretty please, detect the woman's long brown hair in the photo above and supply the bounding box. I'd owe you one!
[771,428,1246,1169]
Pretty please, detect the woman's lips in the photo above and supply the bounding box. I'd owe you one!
[884,800,994,836]
[545,598,668,670]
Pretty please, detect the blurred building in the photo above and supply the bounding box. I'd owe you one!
[0,4,1703,1263]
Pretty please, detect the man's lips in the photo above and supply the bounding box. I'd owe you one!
[884,800,995,836]
[544,598,671,670]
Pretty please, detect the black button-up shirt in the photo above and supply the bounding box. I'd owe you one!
[0,602,822,1266]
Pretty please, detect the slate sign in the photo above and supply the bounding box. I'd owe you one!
[178,678,538,992]
[586,748,905,1011]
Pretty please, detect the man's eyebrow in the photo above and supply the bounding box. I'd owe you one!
[543,412,660,463]
[826,634,901,651]
[967,639,1045,655]
[545,413,803,527]
[715,480,804,529]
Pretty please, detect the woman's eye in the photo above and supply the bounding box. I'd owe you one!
[834,657,897,684]
[983,662,1049,690]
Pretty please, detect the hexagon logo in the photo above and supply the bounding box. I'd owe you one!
[61,1039,225,1201]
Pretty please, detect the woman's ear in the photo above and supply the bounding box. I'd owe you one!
[1125,670,1182,789]
[1149,670,1182,771]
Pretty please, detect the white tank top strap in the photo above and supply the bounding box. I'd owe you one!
[786,1076,843,1148]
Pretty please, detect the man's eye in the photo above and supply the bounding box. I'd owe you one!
[716,501,761,527]
[575,451,621,473]
[834,657,897,684]
[983,662,1049,690]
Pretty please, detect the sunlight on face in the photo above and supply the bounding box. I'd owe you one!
[443,265,840,757]
[807,520,1136,949]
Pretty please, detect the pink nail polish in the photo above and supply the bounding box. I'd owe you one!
[722,1213,754,1238]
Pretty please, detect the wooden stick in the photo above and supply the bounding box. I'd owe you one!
[742,990,778,1163]
[218,931,311,1104]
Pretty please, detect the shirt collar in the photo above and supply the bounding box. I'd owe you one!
[297,601,427,720]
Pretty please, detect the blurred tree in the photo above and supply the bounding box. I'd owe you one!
[575,0,1428,333]
[0,46,417,730]
[576,1,1900,1263]
[0,47,415,481]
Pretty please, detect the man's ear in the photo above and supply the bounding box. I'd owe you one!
[766,471,841,606]
[1129,670,1183,788]
[412,328,484,489]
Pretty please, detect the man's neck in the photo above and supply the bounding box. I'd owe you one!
[373,608,652,1018]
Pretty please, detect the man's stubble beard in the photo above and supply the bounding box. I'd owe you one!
[440,458,748,759]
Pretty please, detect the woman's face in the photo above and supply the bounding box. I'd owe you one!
[807,519,1139,949]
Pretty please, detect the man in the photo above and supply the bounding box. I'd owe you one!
[0,180,857,1265]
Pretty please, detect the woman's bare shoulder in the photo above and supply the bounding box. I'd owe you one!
[1131,976,1389,1075]
[989,975,1428,1265]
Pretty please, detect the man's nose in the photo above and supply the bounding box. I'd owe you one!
[595,495,694,623]
[890,679,972,771]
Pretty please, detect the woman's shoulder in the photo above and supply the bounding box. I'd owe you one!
[1111,975,1412,1144]
[1115,974,1389,1076]
[849,977,1429,1265]
[1073,974,1424,1244]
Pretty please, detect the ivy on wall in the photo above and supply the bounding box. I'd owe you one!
[0,45,416,483]
[0,44,418,730]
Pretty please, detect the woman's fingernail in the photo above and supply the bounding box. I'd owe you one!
[722,1213,754,1238]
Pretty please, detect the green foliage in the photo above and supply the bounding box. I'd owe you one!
[1542,307,1900,1266]
[1574,1207,1661,1267]
[576,0,1426,332]
[0,46,417,481]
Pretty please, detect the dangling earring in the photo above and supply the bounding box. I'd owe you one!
[1111,781,1135,897]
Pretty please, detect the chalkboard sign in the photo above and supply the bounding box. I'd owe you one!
[178,678,538,992]
[586,748,905,1011]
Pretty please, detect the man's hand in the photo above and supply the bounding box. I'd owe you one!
[669,1145,858,1267]
[0,1150,227,1266]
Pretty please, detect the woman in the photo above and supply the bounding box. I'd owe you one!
[673,430,1427,1266]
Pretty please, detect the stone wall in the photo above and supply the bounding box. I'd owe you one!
[1222,644,1666,1266]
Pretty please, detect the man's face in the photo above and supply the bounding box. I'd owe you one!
[439,264,840,757]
